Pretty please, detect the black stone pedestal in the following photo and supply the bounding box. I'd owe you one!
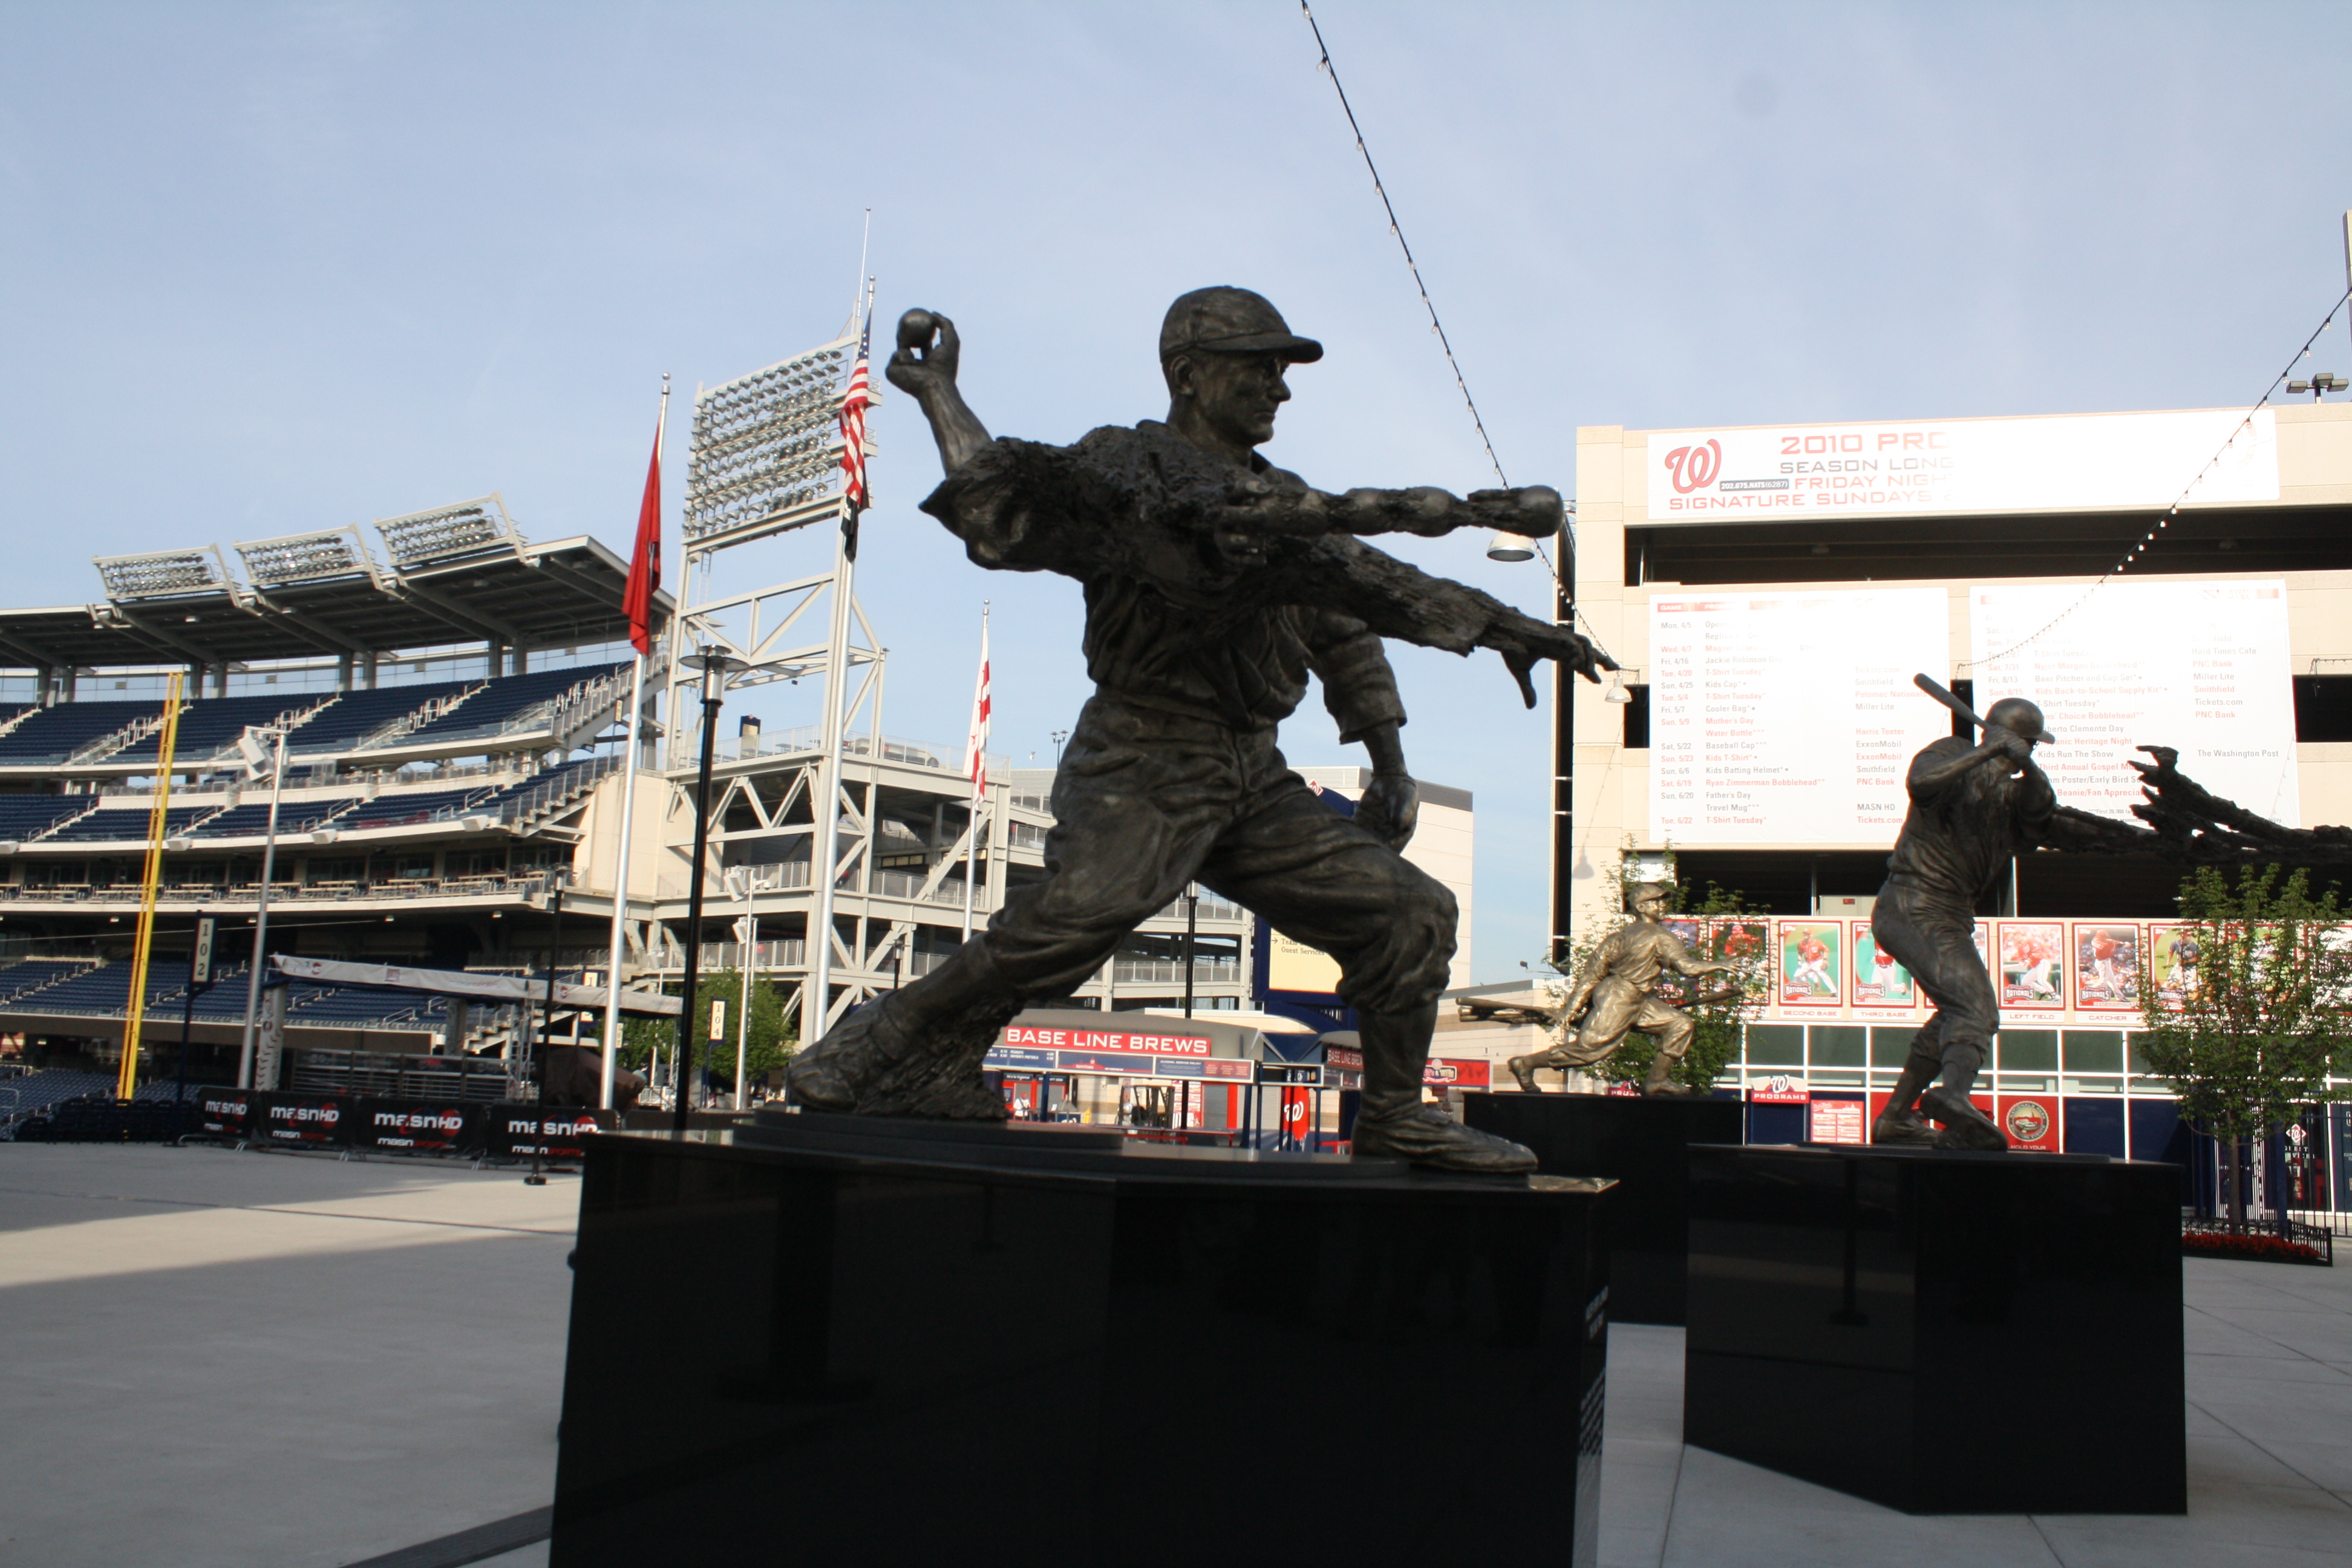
[1685,1143,2185,1514]
[1460,1091,1743,1325]
[550,1114,1613,1567]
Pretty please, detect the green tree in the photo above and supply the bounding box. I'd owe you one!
[1547,837,1771,1093]
[2135,864,2352,1231]
[601,972,799,1091]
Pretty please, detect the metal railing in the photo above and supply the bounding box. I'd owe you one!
[1111,956,1243,985]
[696,938,809,970]
[0,875,554,908]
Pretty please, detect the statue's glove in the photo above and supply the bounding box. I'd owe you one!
[1356,771,1420,852]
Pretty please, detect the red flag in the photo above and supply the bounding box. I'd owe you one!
[622,416,662,656]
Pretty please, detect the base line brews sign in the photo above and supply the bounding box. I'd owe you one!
[1650,587,1950,844]
[1645,409,2279,522]
[1970,578,2298,827]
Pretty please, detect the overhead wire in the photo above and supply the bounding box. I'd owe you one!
[1968,286,2352,670]
[1299,4,1622,668]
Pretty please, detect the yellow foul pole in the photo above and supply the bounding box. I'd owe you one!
[116,673,184,1100]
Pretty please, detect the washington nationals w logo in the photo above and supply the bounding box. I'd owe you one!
[1664,439,1722,494]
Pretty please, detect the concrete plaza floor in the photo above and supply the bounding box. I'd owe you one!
[4,1143,2350,1566]
[0,1143,575,1568]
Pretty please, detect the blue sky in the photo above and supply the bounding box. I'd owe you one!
[4,2,2348,976]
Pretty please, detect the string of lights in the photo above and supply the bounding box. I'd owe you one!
[1969,286,2352,670]
[1300,2,1509,489]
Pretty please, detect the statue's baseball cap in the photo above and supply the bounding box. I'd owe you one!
[1159,287,1323,363]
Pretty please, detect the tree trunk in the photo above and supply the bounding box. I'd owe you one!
[2228,1134,2249,1233]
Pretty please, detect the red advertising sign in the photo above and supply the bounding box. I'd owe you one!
[1869,1089,1997,1137]
[1279,1086,1312,1140]
[1325,1045,1364,1071]
[1997,1096,2061,1152]
[1808,1098,1866,1145]
[1005,1024,1211,1057]
[1423,1058,1492,1088]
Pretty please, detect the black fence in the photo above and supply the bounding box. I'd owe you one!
[16,1085,612,1160]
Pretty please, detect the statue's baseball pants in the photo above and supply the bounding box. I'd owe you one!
[977,694,1456,1016]
[1523,976,1694,1071]
[1870,880,1998,1082]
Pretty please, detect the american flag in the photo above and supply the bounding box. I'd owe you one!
[837,310,872,559]
[962,614,991,805]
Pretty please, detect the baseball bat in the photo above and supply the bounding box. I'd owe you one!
[1913,671,1985,730]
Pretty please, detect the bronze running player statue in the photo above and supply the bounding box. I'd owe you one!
[785,287,1615,1172]
[1505,881,1734,1095]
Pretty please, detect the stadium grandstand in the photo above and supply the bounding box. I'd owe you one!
[0,495,667,1108]
[0,358,1264,1116]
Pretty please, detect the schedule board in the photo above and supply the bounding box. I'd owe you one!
[1969,579,2298,827]
[1650,586,1952,844]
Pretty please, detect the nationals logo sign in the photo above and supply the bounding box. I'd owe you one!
[2004,1099,2053,1145]
[1663,439,1722,494]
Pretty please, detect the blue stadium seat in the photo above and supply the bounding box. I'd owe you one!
[395,664,629,746]
[43,805,220,843]
[0,796,96,840]
[113,693,330,764]
[0,701,162,765]
[183,797,360,839]
[285,681,475,756]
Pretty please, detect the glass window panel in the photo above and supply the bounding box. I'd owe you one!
[1812,1026,1867,1067]
[1809,1070,1867,1088]
[1745,1024,1804,1067]
[1870,1027,1919,1067]
[2126,1033,2151,1074]
[1998,1029,2058,1071]
[2062,1030,2125,1072]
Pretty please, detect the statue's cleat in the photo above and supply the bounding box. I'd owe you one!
[785,1004,903,1113]
[1919,1086,2008,1151]
[1352,1105,1537,1173]
[1508,1056,1543,1093]
[1870,1108,1937,1146]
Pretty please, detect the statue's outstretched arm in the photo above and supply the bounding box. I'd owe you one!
[1218,477,1566,544]
[887,310,991,474]
[1259,536,1616,706]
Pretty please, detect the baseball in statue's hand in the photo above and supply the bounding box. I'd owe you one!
[887,309,959,399]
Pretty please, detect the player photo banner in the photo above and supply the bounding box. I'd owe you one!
[1996,921,2066,1012]
[2149,923,2201,1012]
[1851,921,1918,1010]
[1776,920,1844,1009]
[2071,923,2144,1013]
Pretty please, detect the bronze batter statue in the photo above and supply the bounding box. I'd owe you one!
[1870,685,2056,1151]
[1506,881,1733,1095]
[784,287,1614,1172]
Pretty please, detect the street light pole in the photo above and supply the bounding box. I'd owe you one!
[235,726,289,1089]
[672,647,742,1133]
[527,874,565,1186]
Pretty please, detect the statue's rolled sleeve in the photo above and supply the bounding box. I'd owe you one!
[1304,609,1406,743]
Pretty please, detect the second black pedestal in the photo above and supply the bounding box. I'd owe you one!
[1460,1091,1743,1325]
[1685,1143,2185,1514]
[551,1114,1613,1567]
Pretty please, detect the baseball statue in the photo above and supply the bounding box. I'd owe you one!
[1506,881,1736,1095]
[1869,676,2057,1151]
[784,287,1614,1173]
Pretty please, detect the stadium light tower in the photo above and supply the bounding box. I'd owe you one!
[233,724,290,1089]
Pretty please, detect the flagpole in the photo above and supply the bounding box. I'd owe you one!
[962,603,988,941]
[601,375,667,1111]
[807,281,872,1045]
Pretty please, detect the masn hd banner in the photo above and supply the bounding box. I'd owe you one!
[1644,408,2278,523]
